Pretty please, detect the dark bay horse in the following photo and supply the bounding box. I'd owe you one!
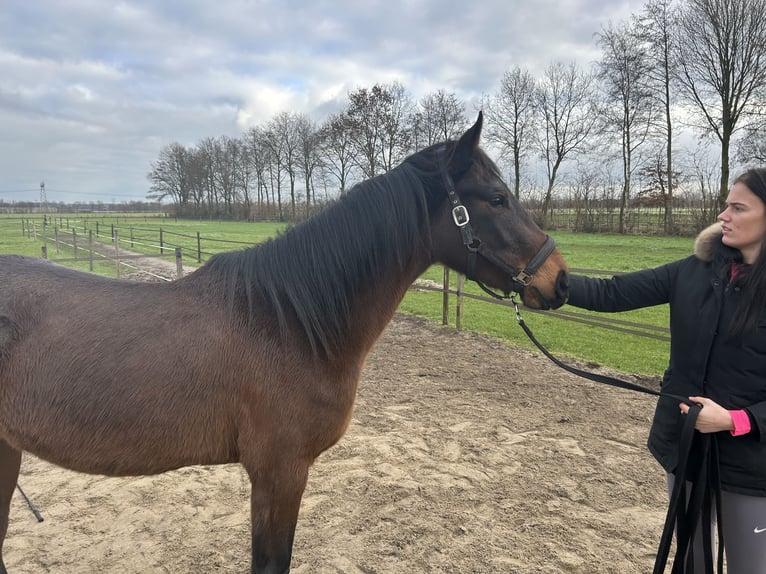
[0,113,568,573]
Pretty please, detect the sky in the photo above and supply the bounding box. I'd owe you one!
[0,0,648,204]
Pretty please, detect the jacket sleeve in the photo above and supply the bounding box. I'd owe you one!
[744,404,766,442]
[568,262,679,312]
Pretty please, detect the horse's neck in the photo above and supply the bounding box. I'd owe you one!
[343,256,430,358]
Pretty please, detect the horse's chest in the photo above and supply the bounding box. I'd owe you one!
[297,369,361,455]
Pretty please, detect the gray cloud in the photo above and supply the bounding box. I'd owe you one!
[0,0,646,203]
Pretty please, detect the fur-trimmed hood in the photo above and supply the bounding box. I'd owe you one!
[694,223,723,262]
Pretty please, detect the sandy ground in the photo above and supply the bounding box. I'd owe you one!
[4,257,670,573]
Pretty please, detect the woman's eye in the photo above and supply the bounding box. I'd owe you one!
[489,195,506,207]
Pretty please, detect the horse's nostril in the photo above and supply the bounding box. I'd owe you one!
[556,270,569,299]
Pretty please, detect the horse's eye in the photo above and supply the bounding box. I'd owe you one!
[489,195,506,207]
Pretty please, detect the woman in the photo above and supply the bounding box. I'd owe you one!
[567,168,766,573]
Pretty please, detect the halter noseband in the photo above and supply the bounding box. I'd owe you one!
[441,168,557,300]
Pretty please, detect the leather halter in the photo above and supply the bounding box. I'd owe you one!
[441,168,557,299]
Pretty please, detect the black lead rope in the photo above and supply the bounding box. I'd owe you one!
[509,297,723,574]
[509,296,687,403]
[16,484,44,522]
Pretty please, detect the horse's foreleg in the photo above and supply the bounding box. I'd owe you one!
[0,440,22,574]
[244,457,310,574]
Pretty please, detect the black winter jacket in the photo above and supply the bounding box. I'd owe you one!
[568,224,766,496]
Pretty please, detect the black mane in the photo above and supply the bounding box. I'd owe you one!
[204,143,454,357]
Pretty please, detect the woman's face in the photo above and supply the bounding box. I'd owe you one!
[718,181,766,264]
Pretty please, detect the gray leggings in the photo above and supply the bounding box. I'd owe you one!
[667,473,766,574]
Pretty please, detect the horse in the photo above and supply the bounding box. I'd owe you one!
[0,113,568,573]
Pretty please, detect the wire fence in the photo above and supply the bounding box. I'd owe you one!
[26,215,254,264]
[415,269,670,343]
[4,216,670,344]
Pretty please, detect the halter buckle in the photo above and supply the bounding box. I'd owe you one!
[512,270,533,287]
[451,205,470,227]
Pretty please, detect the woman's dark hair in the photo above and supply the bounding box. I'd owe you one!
[727,167,766,336]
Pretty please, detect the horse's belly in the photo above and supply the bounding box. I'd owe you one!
[0,381,239,476]
[3,419,238,477]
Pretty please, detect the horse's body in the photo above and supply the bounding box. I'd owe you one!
[0,115,569,573]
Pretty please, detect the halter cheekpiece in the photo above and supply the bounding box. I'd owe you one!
[440,166,556,300]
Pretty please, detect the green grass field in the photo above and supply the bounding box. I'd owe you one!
[1,214,695,378]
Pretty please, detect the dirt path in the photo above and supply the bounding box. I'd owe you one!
[5,258,669,573]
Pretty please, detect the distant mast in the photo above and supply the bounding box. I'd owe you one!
[39,181,48,214]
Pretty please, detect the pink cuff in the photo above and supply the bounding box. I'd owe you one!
[730,409,751,436]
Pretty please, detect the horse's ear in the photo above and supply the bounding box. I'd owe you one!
[449,112,483,179]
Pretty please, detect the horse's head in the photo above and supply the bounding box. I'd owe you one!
[430,113,569,310]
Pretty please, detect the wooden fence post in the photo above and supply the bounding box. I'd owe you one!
[456,273,465,331]
[175,247,184,278]
[72,228,78,260]
[197,231,202,263]
[442,267,450,326]
[114,230,120,278]
[88,230,94,272]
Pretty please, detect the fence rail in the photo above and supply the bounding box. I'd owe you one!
[7,217,670,344]
[13,219,184,281]
[417,271,670,343]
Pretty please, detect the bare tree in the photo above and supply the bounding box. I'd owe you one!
[414,89,466,149]
[635,0,681,233]
[379,81,415,171]
[675,0,766,211]
[569,160,610,232]
[186,147,208,214]
[237,139,254,218]
[735,104,766,163]
[318,112,356,196]
[687,143,722,230]
[147,142,192,211]
[210,136,243,217]
[261,127,286,220]
[346,83,413,177]
[243,126,274,217]
[268,112,305,219]
[636,150,684,212]
[294,114,321,217]
[196,137,220,213]
[483,66,537,198]
[346,85,385,178]
[535,61,599,227]
[597,21,657,233]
